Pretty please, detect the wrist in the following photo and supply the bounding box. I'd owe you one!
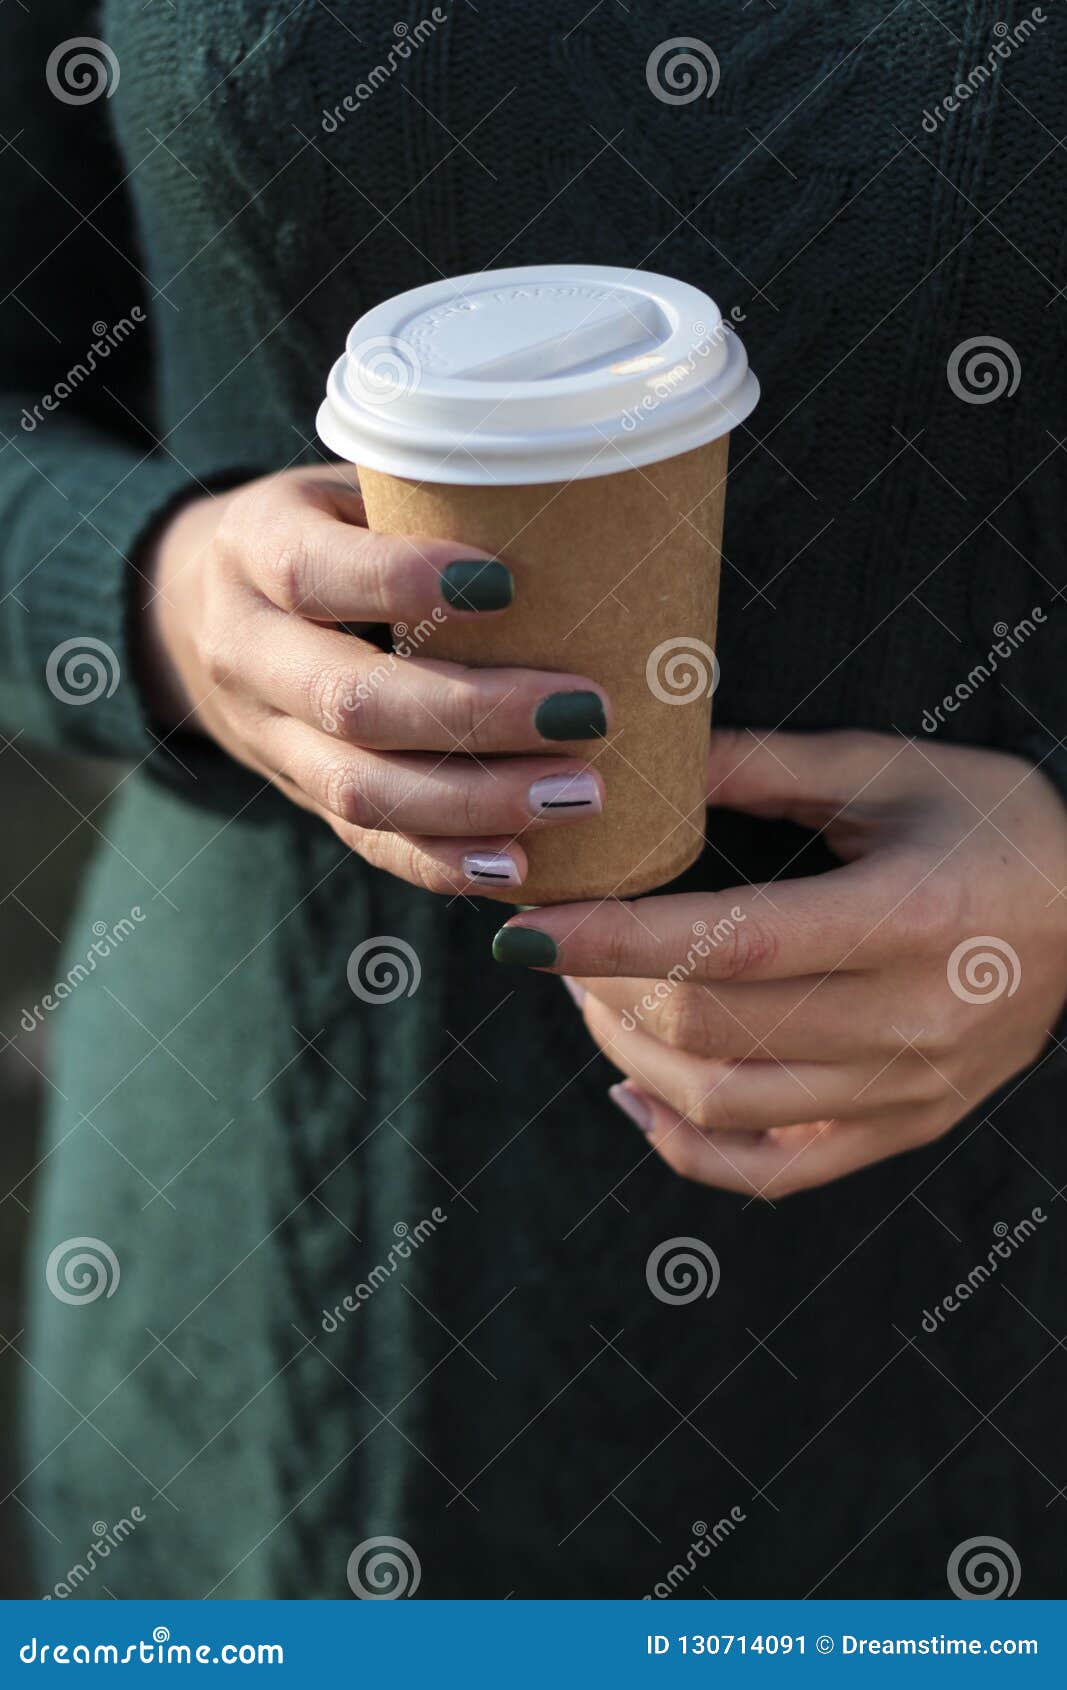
[136,489,227,734]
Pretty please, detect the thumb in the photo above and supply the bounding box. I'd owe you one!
[706,727,911,831]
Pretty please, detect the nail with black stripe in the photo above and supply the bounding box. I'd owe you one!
[528,771,602,817]
[463,851,522,887]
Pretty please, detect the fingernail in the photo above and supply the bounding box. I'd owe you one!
[562,976,586,1007]
[440,559,513,611]
[609,1083,654,1134]
[463,851,522,887]
[528,771,602,816]
[491,925,558,968]
[534,690,607,741]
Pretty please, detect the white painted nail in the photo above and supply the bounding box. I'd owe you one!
[463,851,522,887]
[528,771,602,816]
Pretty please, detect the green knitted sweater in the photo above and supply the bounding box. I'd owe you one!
[3,1,1066,1598]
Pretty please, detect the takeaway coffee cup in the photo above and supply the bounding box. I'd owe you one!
[317,264,758,904]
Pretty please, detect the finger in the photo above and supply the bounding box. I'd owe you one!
[611,1086,941,1198]
[570,972,884,1062]
[267,514,513,624]
[253,613,613,753]
[237,470,516,623]
[578,991,907,1131]
[263,717,605,837]
[274,773,533,895]
[491,859,911,981]
[706,726,935,834]
[346,826,534,897]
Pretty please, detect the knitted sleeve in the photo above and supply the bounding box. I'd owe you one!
[0,10,200,765]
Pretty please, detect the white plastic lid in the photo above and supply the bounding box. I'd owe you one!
[316,264,758,486]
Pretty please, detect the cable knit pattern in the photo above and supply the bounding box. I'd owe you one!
[3,1,1066,1598]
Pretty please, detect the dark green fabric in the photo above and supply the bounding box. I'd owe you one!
[3,1,1066,1598]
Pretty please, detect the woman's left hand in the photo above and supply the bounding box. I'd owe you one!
[492,729,1067,1198]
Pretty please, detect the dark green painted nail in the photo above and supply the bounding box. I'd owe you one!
[440,559,513,611]
[491,926,558,968]
[534,690,607,741]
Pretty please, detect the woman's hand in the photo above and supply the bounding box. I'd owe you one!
[140,466,610,894]
[491,728,1067,1197]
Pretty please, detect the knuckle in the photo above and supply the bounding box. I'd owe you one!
[198,631,235,690]
[408,847,464,897]
[913,1002,960,1061]
[453,776,492,836]
[441,679,483,750]
[357,534,415,619]
[890,857,966,952]
[262,535,310,614]
[681,1076,726,1133]
[323,757,377,830]
[714,913,777,981]
[212,491,257,566]
[351,831,456,895]
[591,914,641,978]
[345,675,389,745]
[310,669,357,739]
[659,985,715,1054]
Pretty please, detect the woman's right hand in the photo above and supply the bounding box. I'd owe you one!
[139,465,610,895]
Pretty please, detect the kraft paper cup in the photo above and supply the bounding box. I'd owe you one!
[317,264,758,905]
